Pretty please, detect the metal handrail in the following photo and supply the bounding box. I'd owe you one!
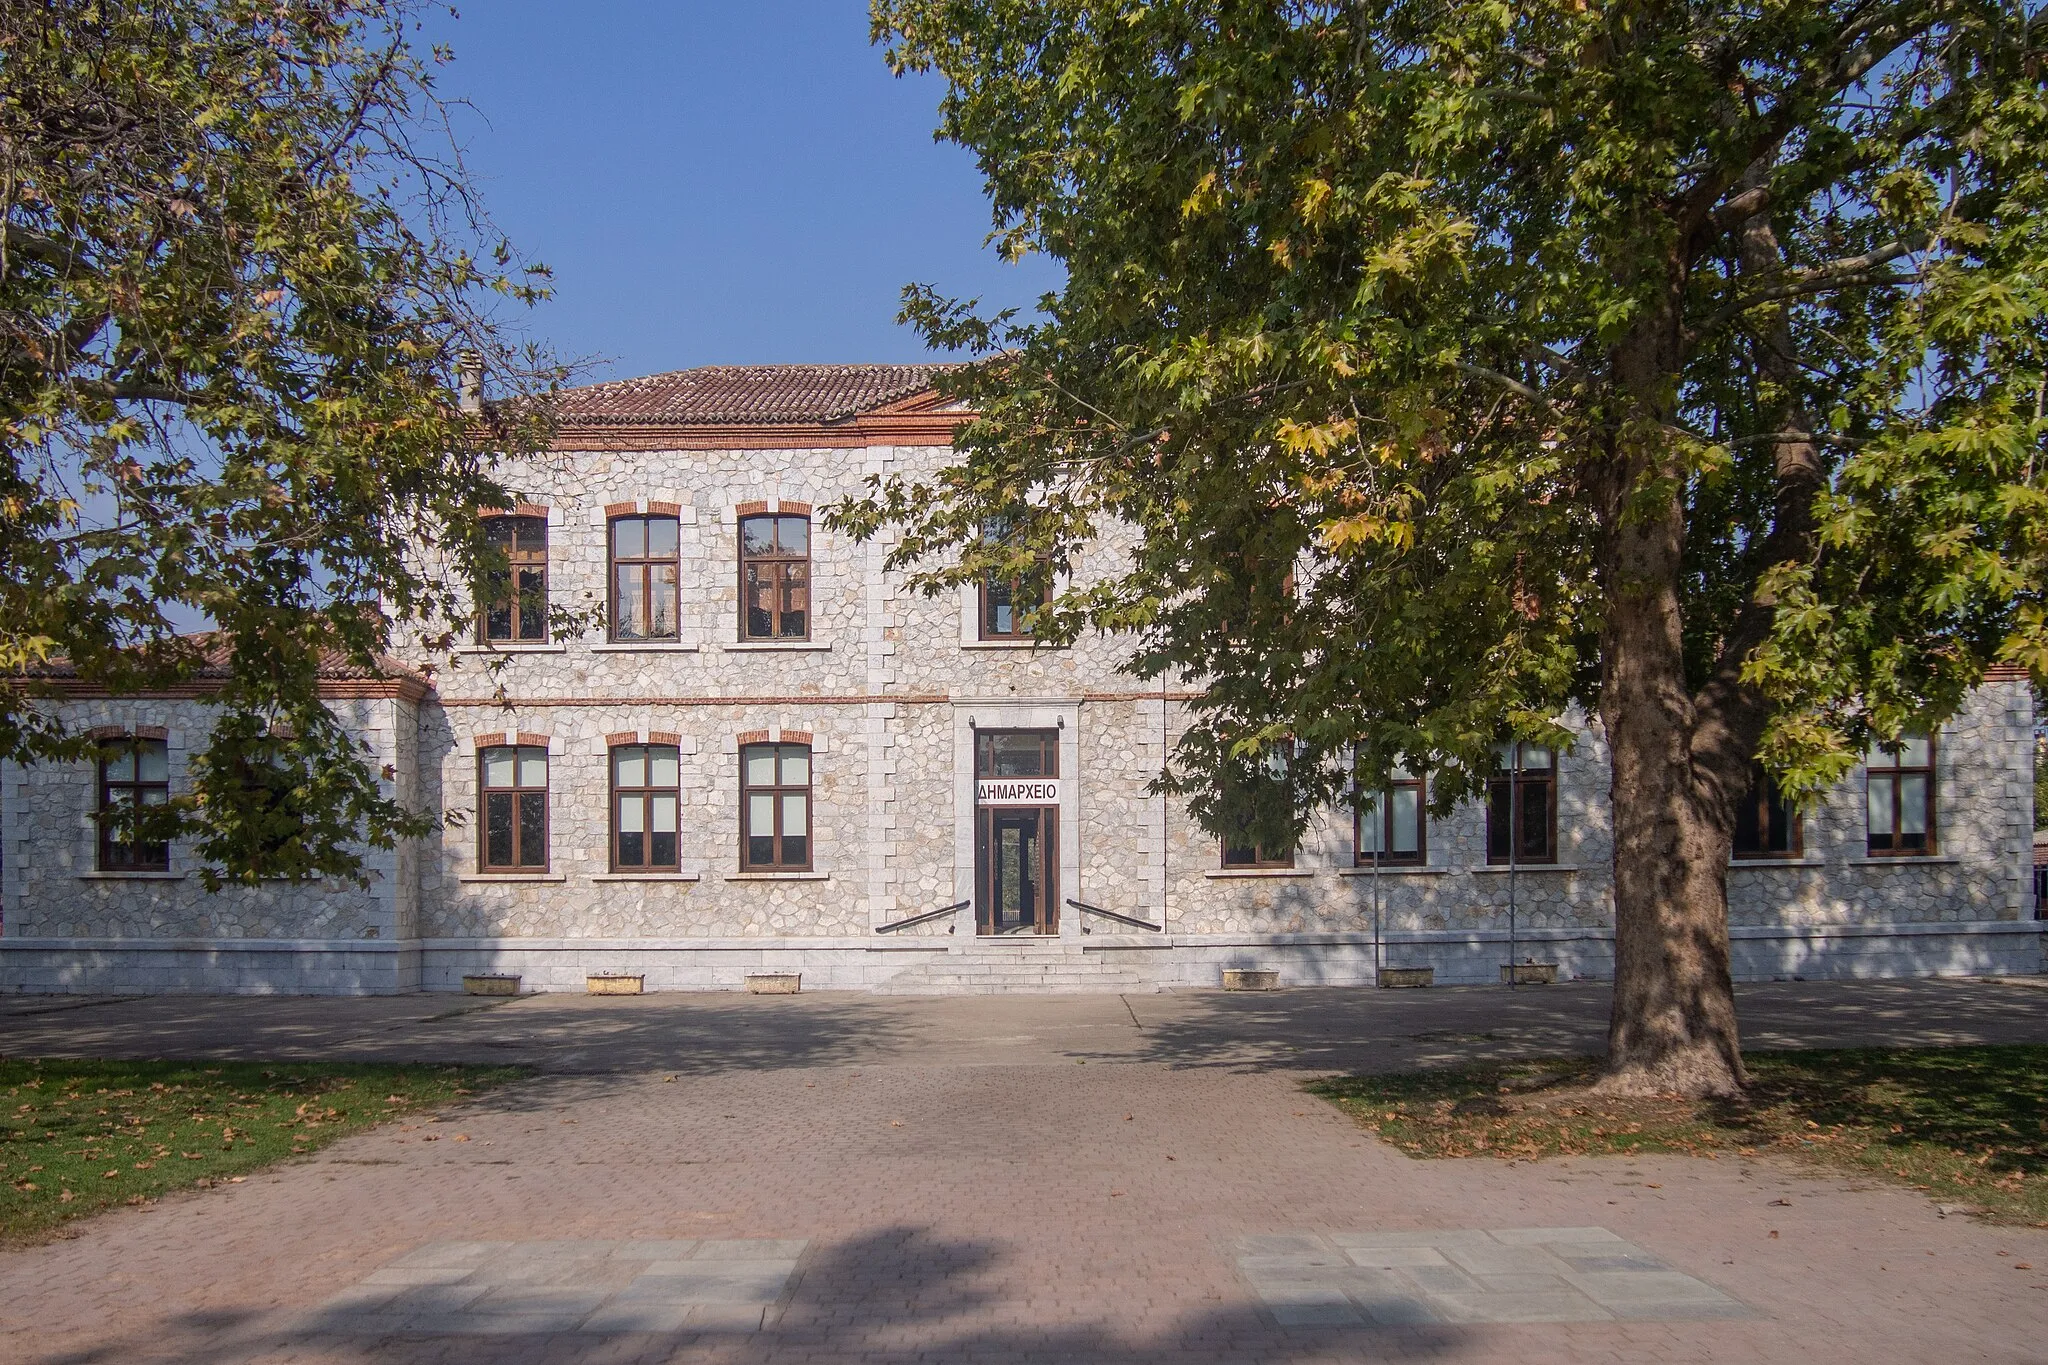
[874,900,969,935]
[1068,898,1163,933]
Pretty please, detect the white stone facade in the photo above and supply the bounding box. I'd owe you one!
[1,368,2039,993]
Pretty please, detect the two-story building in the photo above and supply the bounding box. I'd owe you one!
[1,364,2039,994]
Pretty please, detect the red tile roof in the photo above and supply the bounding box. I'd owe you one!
[28,632,430,696]
[552,364,950,427]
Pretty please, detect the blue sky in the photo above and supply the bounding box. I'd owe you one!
[423,1,1060,384]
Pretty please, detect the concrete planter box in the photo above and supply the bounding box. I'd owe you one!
[1379,966,1435,989]
[1221,968,1279,992]
[587,973,645,996]
[461,973,521,997]
[746,973,801,995]
[1500,962,1559,985]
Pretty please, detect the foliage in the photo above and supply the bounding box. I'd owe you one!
[0,0,560,884]
[0,1057,525,1243]
[849,0,2048,855]
[1311,1045,2048,1226]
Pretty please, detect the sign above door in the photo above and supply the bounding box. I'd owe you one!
[976,778,1062,806]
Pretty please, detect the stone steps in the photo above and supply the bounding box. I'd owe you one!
[872,944,1156,995]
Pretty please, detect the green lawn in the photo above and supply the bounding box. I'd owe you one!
[1309,1045,2048,1225]
[1,1058,526,1243]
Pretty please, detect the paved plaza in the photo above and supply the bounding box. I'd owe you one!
[0,979,2045,1362]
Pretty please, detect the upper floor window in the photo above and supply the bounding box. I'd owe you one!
[979,575,1048,640]
[741,742,811,870]
[98,736,169,872]
[1487,741,1556,864]
[479,744,548,871]
[611,515,680,641]
[611,744,681,871]
[739,514,809,641]
[1356,763,1425,867]
[481,515,548,643]
[1732,764,1801,859]
[1866,733,1935,856]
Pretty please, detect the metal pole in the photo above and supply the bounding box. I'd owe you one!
[1507,743,1520,990]
[1372,799,1384,988]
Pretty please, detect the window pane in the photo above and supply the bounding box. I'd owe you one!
[1868,774,1896,836]
[1357,793,1383,853]
[648,517,678,556]
[748,791,774,836]
[618,794,646,833]
[517,791,546,866]
[1390,788,1420,853]
[518,749,548,788]
[614,565,643,638]
[780,834,808,866]
[782,792,808,837]
[516,568,546,641]
[648,747,679,787]
[483,748,516,789]
[137,742,168,782]
[780,748,810,785]
[1518,782,1551,859]
[1222,842,1257,867]
[777,516,808,555]
[744,565,774,637]
[650,564,678,637]
[1899,735,1931,767]
[613,746,645,789]
[1899,774,1928,836]
[140,786,168,806]
[740,517,775,556]
[486,792,513,865]
[618,830,645,867]
[1521,744,1553,770]
[613,517,645,558]
[1486,781,1512,860]
[104,748,135,782]
[744,749,775,787]
[779,566,807,638]
[651,793,678,833]
[485,517,514,548]
[651,830,677,866]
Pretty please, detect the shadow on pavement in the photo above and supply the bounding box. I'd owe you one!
[30,1226,1465,1365]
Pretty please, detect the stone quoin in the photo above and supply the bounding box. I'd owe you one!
[1,365,2038,994]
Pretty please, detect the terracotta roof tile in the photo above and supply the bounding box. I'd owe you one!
[551,364,949,427]
[29,632,429,688]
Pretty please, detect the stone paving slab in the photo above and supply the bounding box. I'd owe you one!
[305,1239,803,1336]
[1231,1227,1755,1327]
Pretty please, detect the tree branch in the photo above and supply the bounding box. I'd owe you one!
[1695,238,1926,335]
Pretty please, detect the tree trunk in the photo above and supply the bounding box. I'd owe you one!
[1592,324,1748,1099]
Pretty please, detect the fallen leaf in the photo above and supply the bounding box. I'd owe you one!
[1768,1230,1779,1239]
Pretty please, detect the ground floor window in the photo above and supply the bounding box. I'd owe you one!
[480,745,549,871]
[1486,741,1556,864]
[1866,734,1935,856]
[1732,764,1801,859]
[1355,764,1425,866]
[98,736,170,872]
[741,742,811,870]
[611,744,681,871]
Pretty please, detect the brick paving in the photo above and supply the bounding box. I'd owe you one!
[0,981,2044,1362]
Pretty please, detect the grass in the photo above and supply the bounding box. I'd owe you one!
[0,1058,526,1243]
[1309,1045,2048,1226]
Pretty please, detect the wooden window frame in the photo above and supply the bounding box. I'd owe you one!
[1865,734,1937,857]
[480,514,549,644]
[1354,770,1426,867]
[608,515,682,642]
[610,743,682,872]
[738,514,811,642]
[1486,742,1558,865]
[1731,763,1803,860]
[740,742,813,871]
[97,736,170,872]
[978,574,1049,640]
[478,744,549,872]
[1220,838,1295,870]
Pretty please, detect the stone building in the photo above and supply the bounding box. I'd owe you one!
[1,365,2039,994]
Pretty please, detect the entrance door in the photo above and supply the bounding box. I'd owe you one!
[974,729,1060,935]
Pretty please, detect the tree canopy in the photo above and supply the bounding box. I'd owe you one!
[0,0,556,885]
[851,0,2048,1092]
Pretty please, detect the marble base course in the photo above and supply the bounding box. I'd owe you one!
[0,920,2037,994]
